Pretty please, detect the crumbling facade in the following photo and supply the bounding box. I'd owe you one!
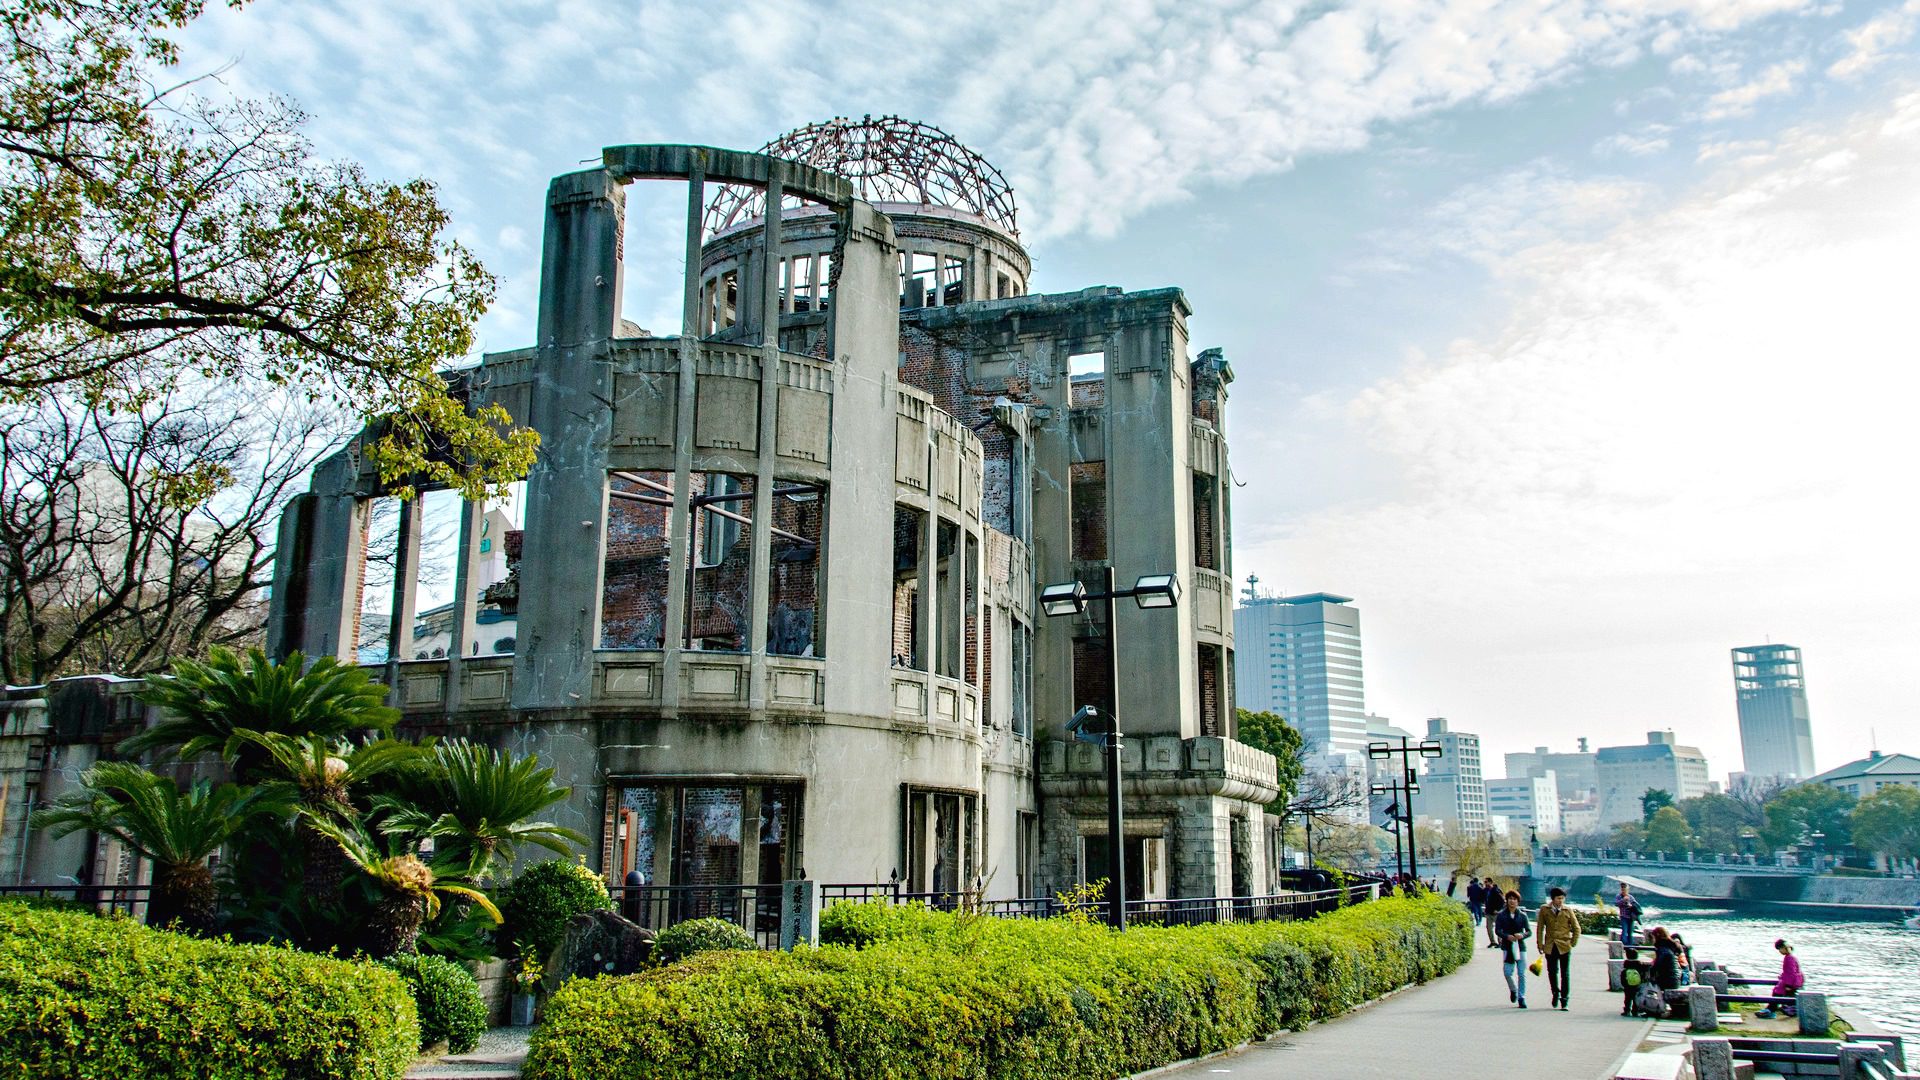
[263,118,1277,902]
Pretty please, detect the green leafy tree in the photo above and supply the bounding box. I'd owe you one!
[123,647,398,769]
[374,739,585,881]
[29,761,286,933]
[1640,788,1675,823]
[307,817,500,958]
[1850,785,1920,866]
[1235,709,1305,814]
[1644,805,1694,855]
[1,0,536,497]
[1678,793,1766,855]
[1761,783,1856,853]
[233,730,426,900]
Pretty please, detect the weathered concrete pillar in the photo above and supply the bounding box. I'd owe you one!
[1798,991,1830,1035]
[1608,957,1625,991]
[1699,969,1729,995]
[780,879,820,950]
[1688,985,1719,1032]
[1692,1038,1735,1080]
[1609,940,1625,959]
[514,169,625,709]
[270,452,364,661]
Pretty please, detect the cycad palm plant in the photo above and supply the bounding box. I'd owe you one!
[125,648,399,773]
[232,731,427,900]
[376,740,585,880]
[29,762,287,934]
[308,817,501,957]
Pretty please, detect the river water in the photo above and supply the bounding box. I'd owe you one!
[1644,906,1919,1037]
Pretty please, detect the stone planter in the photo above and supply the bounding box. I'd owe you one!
[511,992,537,1027]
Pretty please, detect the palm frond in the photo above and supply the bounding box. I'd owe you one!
[123,647,399,760]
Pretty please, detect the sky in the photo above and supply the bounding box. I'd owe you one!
[172,0,1920,784]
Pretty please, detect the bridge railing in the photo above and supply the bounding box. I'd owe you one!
[1534,847,1817,875]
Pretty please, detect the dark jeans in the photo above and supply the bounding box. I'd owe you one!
[1544,949,1572,1002]
[1620,918,1636,946]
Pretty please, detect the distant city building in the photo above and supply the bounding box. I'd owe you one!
[1411,717,1488,836]
[1234,590,1368,767]
[1505,740,1598,803]
[1595,731,1713,827]
[1733,643,1817,781]
[1807,750,1920,799]
[1558,797,1600,835]
[1486,774,1561,837]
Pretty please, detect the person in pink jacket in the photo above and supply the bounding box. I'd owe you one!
[1757,938,1804,1018]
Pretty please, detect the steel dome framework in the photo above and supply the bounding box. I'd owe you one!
[705,115,1019,239]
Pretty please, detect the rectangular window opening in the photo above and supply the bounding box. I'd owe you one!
[935,520,961,679]
[892,505,925,670]
[474,480,526,656]
[1070,461,1108,562]
[601,470,674,650]
[403,489,461,660]
[767,480,825,657]
[687,472,754,652]
[354,496,402,664]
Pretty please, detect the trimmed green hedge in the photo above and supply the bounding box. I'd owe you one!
[652,917,757,965]
[525,894,1471,1080]
[502,857,612,961]
[0,901,419,1080]
[382,952,487,1053]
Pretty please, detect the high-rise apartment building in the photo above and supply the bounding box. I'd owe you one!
[1233,591,1368,767]
[1412,717,1488,836]
[1733,644,1816,781]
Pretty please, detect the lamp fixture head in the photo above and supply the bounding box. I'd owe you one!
[1131,573,1181,608]
[1040,580,1087,617]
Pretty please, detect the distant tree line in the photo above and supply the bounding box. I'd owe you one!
[1570,780,1920,873]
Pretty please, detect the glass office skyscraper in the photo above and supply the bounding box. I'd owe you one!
[1733,643,1816,781]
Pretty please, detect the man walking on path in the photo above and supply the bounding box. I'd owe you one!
[1484,877,1503,947]
[1466,877,1485,928]
[1493,889,1531,1008]
[1536,886,1581,1011]
[1615,882,1641,946]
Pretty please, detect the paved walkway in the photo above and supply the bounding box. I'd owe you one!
[1160,930,1652,1080]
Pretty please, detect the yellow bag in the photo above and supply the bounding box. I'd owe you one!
[1529,957,1544,976]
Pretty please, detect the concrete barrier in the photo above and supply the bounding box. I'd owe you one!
[1689,985,1719,1032]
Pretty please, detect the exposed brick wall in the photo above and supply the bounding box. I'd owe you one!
[892,507,923,667]
[1071,462,1107,561]
[601,472,672,649]
[767,486,824,656]
[1191,474,1218,571]
[1072,635,1114,717]
[1197,643,1222,736]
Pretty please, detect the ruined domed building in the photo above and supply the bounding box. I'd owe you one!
[265,117,1277,909]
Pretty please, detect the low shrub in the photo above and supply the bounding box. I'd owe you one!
[382,952,488,1054]
[0,901,418,1079]
[502,857,612,961]
[652,917,757,965]
[1577,906,1620,934]
[526,894,1471,1080]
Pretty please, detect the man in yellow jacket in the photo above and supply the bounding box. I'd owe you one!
[1535,886,1582,1011]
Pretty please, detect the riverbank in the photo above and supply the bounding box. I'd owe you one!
[1644,908,1919,1039]
[1524,870,1920,916]
[1158,928,1649,1080]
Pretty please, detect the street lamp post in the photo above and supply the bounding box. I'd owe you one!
[1041,565,1180,931]
[1367,736,1443,884]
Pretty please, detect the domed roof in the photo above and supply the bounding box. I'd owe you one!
[705,115,1019,238]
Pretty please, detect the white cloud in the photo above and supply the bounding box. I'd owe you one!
[169,0,1830,244]
[1594,125,1675,157]
[1700,59,1807,119]
[1828,0,1920,78]
[1251,90,1920,775]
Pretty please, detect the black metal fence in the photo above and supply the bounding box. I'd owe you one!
[0,883,149,918]
[818,881,1376,928]
[609,884,787,948]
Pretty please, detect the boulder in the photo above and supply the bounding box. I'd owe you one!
[546,909,655,988]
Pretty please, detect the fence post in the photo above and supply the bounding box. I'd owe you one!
[1798,992,1831,1036]
[1688,985,1719,1032]
[1692,1038,1735,1080]
[779,879,820,951]
[1368,882,1380,901]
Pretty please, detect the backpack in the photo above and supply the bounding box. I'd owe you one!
[1633,984,1667,1018]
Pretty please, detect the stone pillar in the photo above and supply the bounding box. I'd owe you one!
[1688,985,1719,1032]
[1797,991,1830,1035]
[1609,940,1625,959]
[1692,1038,1735,1080]
[1839,1045,1885,1080]
[780,879,820,950]
[1699,969,1729,995]
[1608,957,1625,991]
[513,168,625,709]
